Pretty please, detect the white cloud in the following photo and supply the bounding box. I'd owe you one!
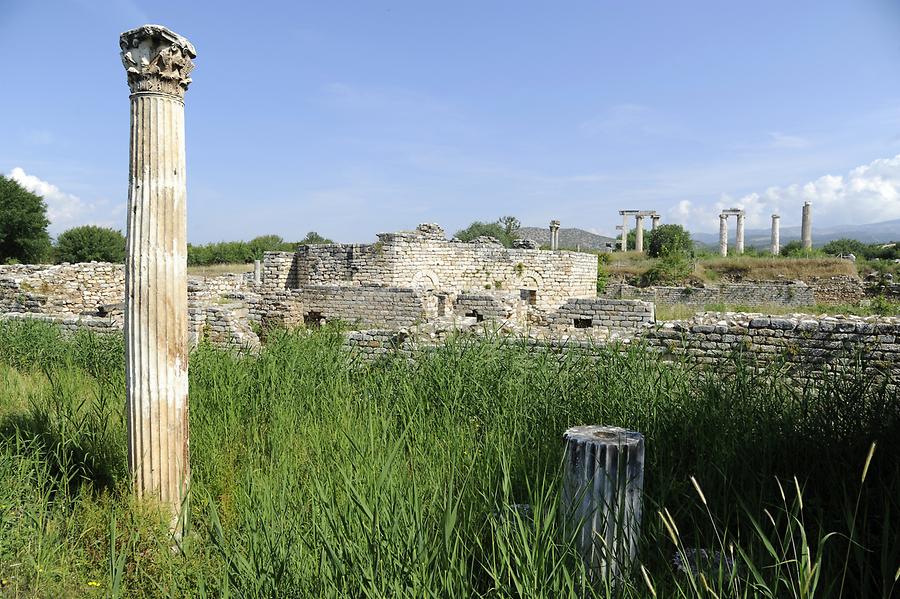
[7,167,120,235]
[666,154,900,231]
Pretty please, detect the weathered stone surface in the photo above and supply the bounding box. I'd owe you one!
[562,426,644,584]
[121,23,194,534]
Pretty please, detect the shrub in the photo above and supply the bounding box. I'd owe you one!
[454,221,512,246]
[647,224,693,258]
[54,225,125,263]
[641,255,693,285]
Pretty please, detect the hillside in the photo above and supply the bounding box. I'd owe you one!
[517,226,617,250]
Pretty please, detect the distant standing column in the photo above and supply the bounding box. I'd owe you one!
[120,24,196,535]
[770,214,780,255]
[735,213,745,255]
[801,202,812,250]
[719,214,728,257]
[651,214,660,231]
[634,215,645,253]
[549,220,560,251]
[253,260,262,285]
[621,213,628,251]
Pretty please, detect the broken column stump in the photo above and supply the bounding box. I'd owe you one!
[562,425,645,584]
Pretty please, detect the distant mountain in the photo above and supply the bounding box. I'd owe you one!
[517,227,617,250]
[690,218,900,248]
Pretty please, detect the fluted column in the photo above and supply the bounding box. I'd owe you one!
[718,214,728,257]
[254,260,262,285]
[771,214,780,255]
[634,215,644,253]
[549,220,560,251]
[120,24,196,535]
[562,425,645,585]
[651,214,660,230]
[801,201,812,250]
[620,213,628,251]
[735,213,745,255]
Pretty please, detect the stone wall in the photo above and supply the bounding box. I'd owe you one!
[807,275,866,304]
[548,298,655,333]
[0,263,124,315]
[454,293,525,323]
[344,312,900,384]
[270,224,597,312]
[601,281,815,307]
[643,312,899,382]
[297,284,428,329]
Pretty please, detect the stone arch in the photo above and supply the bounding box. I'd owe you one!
[412,270,441,291]
[519,270,544,290]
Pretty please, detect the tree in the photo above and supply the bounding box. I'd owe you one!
[454,221,512,246]
[0,175,51,263]
[299,231,333,245]
[54,225,126,263]
[498,216,521,239]
[647,224,693,258]
[822,238,870,258]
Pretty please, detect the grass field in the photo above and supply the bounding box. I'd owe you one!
[0,320,897,597]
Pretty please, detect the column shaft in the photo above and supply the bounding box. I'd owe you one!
[719,215,728,257]
[125,92,190,529]
[771,216,780,255]
[634,216,644,253]
[735,214,745,255]
[621,214,628,251]
[801,202,812,250]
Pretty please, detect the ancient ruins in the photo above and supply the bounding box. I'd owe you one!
[618,210,660,253]
[718,208,745,256]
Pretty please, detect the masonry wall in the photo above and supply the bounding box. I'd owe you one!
[275,225,597,312]
[298,284,428,329]
[548,298,655,333]
[601,281,815,307]
[0,263,125,315]
[807,275,866,304]
[642,312,900,382]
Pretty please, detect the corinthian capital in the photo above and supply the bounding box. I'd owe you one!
[120,24,196,98]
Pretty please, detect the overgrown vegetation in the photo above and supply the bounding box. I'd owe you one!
[0,320,897,597]
[454,216,520,247]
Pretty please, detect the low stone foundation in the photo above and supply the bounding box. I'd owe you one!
[601,281,815,307]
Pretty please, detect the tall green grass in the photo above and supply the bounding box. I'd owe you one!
[0,320,897,597]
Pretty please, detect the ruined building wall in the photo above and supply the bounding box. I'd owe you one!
[0,263,125,315]
[266,225,598,312]
[643,313,900,383]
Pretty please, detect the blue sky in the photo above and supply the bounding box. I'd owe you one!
[2,0,900,243]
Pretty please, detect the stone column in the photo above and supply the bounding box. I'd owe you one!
[634,215,644,253]
[549,220,560,251]
[718,214,728,257]
[563,425,645,585]
[651,214,660,231]
[620,213,628,252]
[254,260,262,285]
[735,213,745,255]
[120,24,196,535]
[770,214,780,255]
[801,201,812,250]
